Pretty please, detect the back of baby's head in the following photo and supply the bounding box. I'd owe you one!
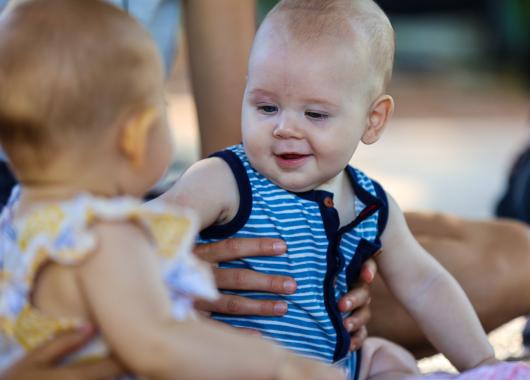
[0,0,162,172]
[261,0,395,96]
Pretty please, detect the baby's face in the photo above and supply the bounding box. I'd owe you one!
[242,32,373,192]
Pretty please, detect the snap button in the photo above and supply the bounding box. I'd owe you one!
[323,196,334,208]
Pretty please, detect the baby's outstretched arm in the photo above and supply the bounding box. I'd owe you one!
[376,194,496,372]
[75,221,343,380]
[160,157,240,230]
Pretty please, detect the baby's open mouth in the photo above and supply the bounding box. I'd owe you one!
[274,153,311,169]
[278,153,308,160]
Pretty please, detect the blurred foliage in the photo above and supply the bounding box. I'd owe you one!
[257,0,278,23]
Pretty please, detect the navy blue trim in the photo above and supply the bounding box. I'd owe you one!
[371,179,388,243]
[338,167,384,234]
[0,161,17,210]
[290,187,333,203]
[318,193,350,362]
[308,167,388,361]
[345,238,382,288]
[292,184,352,361]
[353,348,362,380]
[343,174,387,289]
[199,150,253,240]
[292,166,384,234]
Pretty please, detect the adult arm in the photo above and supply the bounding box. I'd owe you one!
[182,0,255,157]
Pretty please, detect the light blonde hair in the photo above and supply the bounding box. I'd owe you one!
[0,0,162,170]
[261,0,395,96]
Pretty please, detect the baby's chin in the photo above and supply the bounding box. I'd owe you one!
[248,155,323,193]
[268,177,320,194]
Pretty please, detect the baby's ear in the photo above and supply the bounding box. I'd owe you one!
[361,94,394,145]
[119,106,158,168]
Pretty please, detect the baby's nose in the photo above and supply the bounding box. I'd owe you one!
[273,115,303,139]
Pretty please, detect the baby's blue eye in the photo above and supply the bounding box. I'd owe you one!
[258,105,278,114]
[305,111,328,120]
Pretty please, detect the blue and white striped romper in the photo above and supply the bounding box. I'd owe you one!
[198,144,388,378]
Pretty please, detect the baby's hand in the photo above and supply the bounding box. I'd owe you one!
[276,354,346,380]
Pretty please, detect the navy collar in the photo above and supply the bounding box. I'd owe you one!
[291,166,384,230]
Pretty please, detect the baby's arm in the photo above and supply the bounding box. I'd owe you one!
[376,194,496,371]
[159,157,240,230]
[75,221,342,380]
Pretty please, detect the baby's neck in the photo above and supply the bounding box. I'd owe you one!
[316,170,356,227]
[16,181,121,215]
[316,170,347,195]
[16,155,124,206]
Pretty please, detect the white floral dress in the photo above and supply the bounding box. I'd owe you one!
[0,187,218,369]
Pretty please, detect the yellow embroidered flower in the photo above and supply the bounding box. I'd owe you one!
[0,316,14,337]
[19,206,65,252]
[14,305,78,350]
[85,208,96,225]
[144,214,191,258]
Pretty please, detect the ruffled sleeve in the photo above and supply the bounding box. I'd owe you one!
[16,194,218,320]
[138,200,219,319]
[17,197,100,285]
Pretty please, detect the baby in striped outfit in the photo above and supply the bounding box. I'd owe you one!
[167,0,499,379]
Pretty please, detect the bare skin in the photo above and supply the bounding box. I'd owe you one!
[183,0,254,157]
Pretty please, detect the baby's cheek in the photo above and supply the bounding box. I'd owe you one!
[245,136,266,158]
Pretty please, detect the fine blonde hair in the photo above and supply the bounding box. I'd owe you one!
[263,0,395,95]
[0,0,162,170]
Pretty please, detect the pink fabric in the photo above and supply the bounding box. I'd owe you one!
[409,363,530,380]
